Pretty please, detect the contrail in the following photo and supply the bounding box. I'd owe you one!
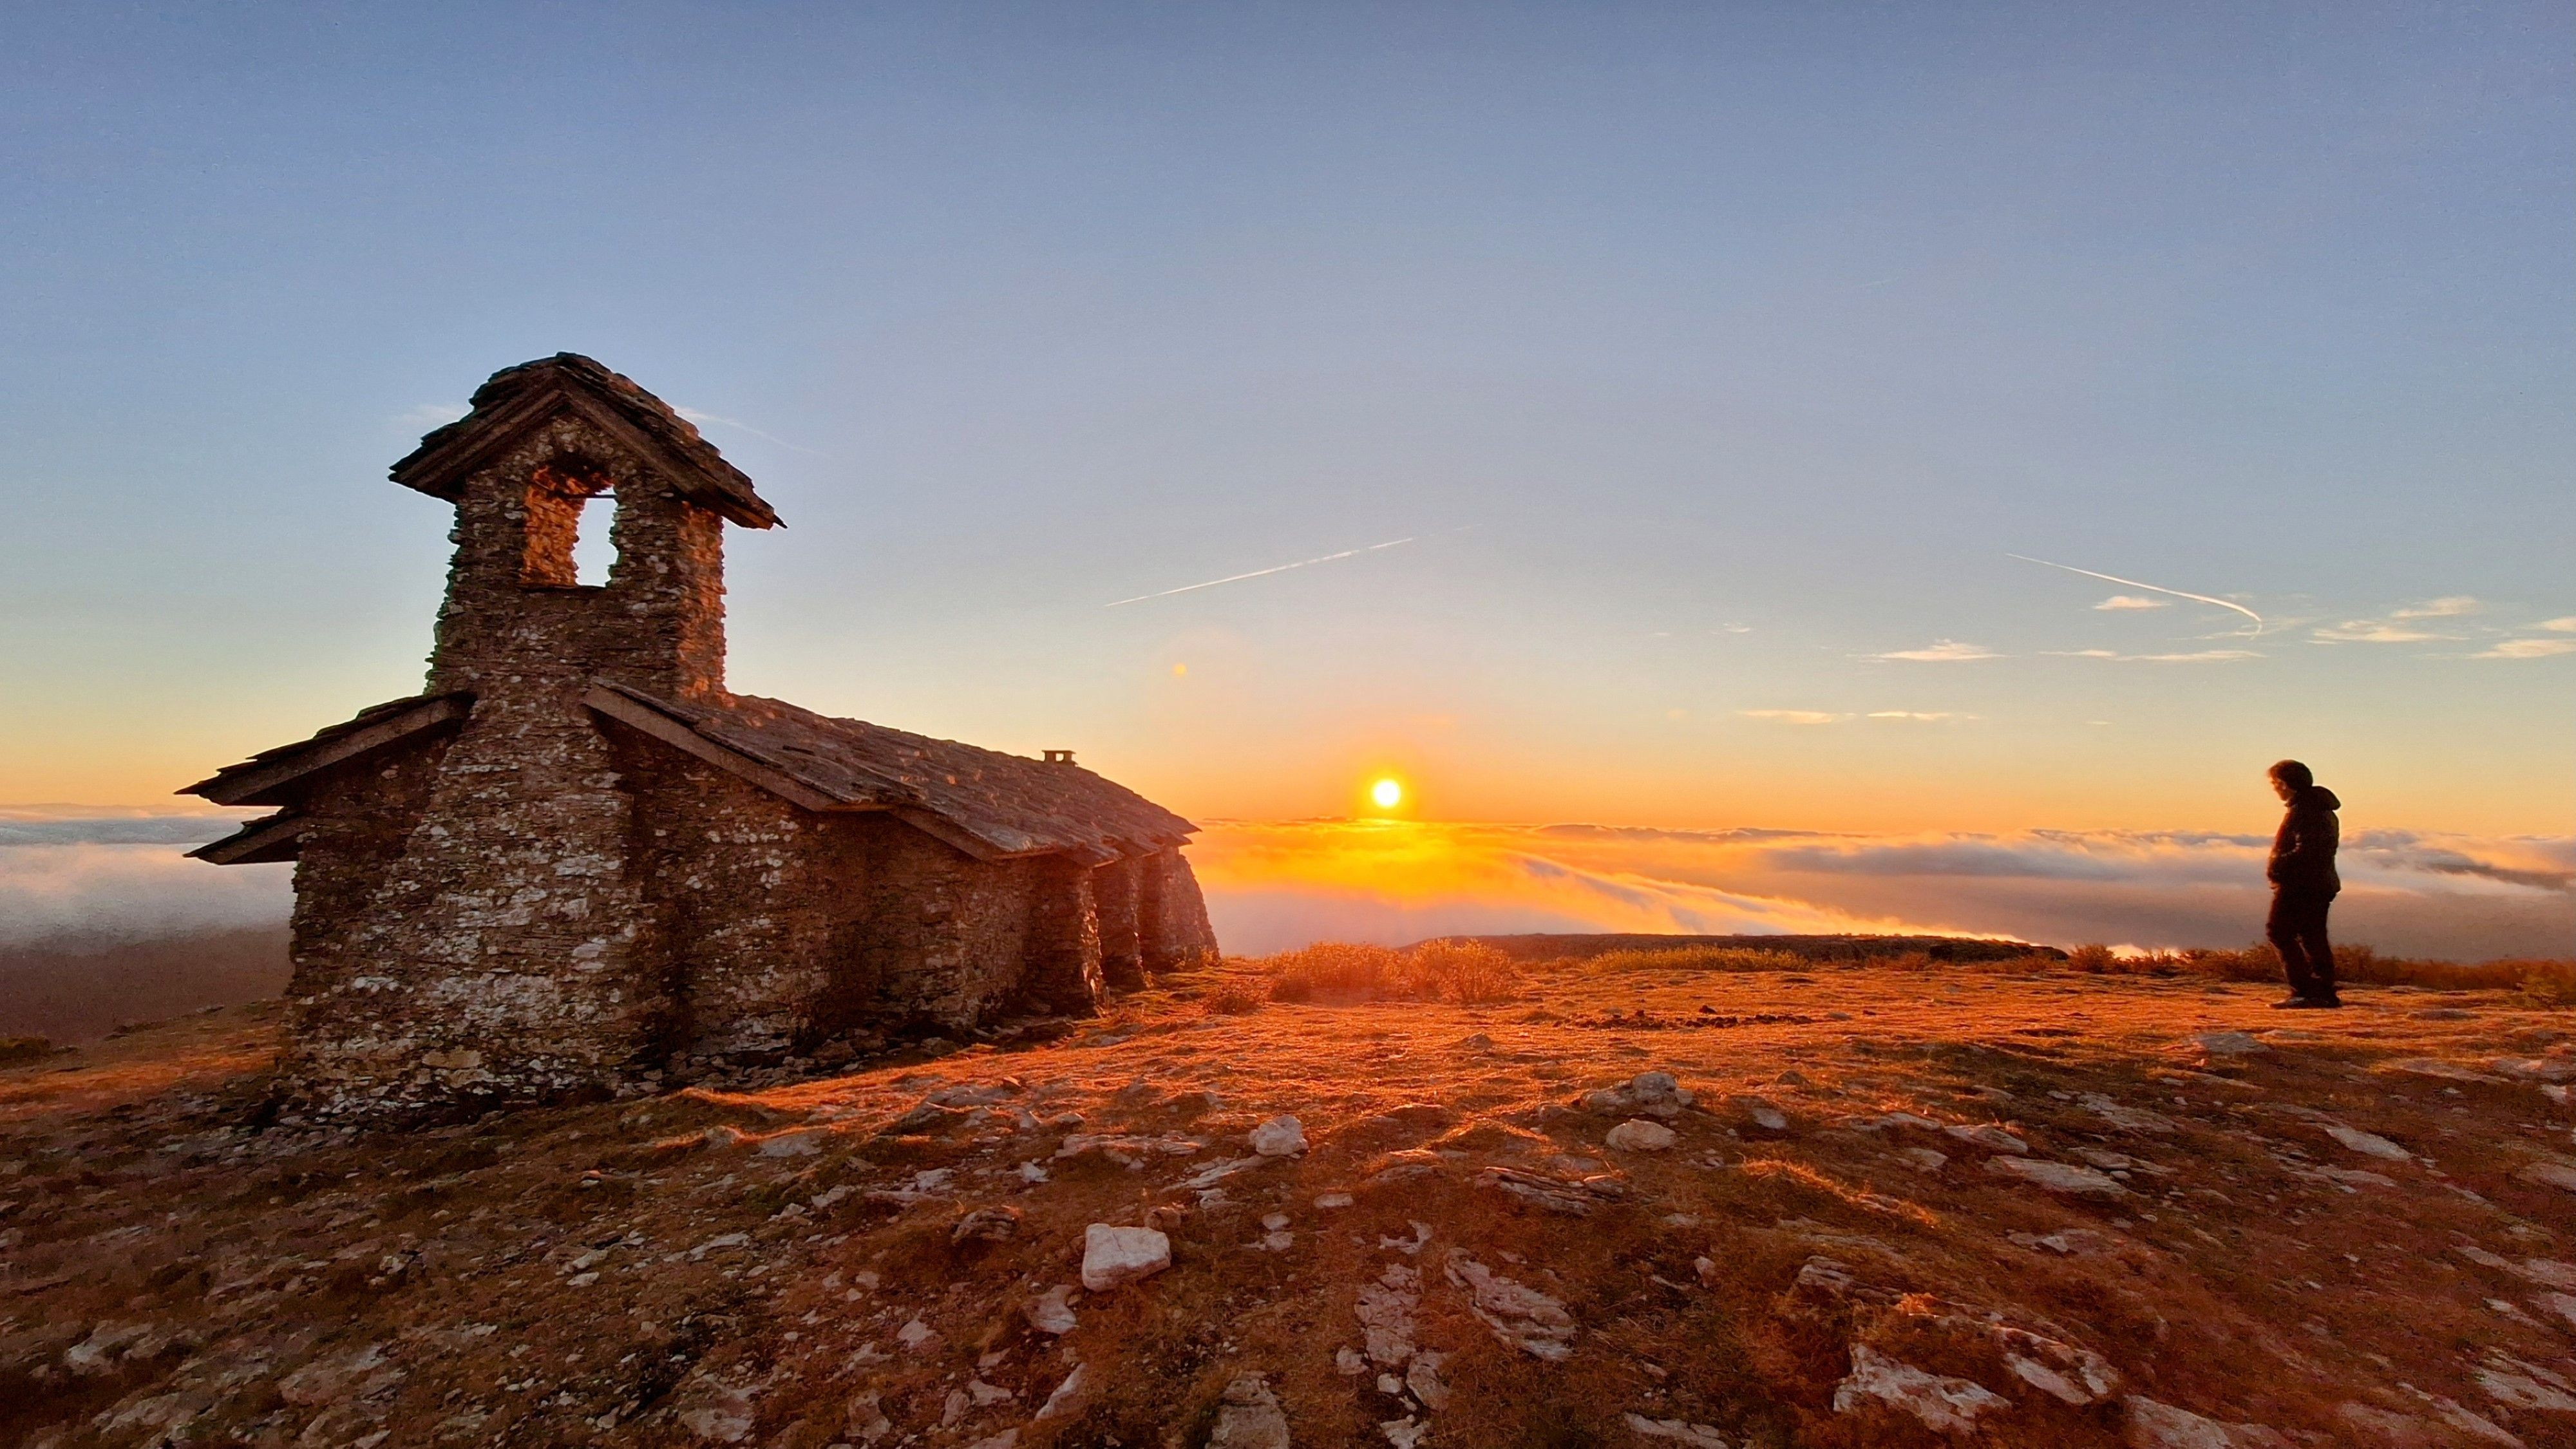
[675,408,826,457]
[1106,536,1417,608]
[2009,554,2264,636]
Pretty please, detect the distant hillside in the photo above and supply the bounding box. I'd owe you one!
[0,926,289,1042]
[1425,931,2060,964]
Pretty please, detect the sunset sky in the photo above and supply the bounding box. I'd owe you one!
[4,5,2570,857]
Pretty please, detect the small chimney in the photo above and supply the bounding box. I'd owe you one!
[1043,750,1076,765]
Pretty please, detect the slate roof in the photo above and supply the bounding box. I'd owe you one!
[390,354,779,529]
[592,683,1197,860]
[180,694,473,808]
[180,686,1195,865]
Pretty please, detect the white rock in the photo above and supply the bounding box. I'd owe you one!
[2388,1057,2503,1084]
[1843,1111,1945,1132]
[1314,1192,1356,1209]
[2121,1395,2293,1448]
[1583,1071,1696,1119]
[1833,1344,2005,1434]
[1379,1220,1434,1256]
[1896,1147,1949,1172]
[1208,1373,1292,1449]
[1261,1213,1291,1230]
[1622,1412,1731,1446]
[1406,1350,1451,1410]
[1379,1416,1428,1448]
[1034,1364,1088,1421]
[1336,1347,1368,1376]
[1248,1115,1307,1157]
[2428,1395,2527,1447]
[1984,1156,2126,1198]
[1356,1263,1421,1365]
[1943,1122,2029,1154]
[2081,1092,2179,1134]
[2324,1124,2412,1161]
[1734,1097,1790,1132]
[964,1431,1018,1449]
[758,1128,826,1157]
[2011,1228,2116,1258]
[1446,1251,1576,1360]
[1377,1372,1405,1396]
[2515,1161,2576,1193]
[1182,1156,1265,1189]
[2191,1031,2266,1056]
[896,1319,939,1352]
[1024,1285,1078,1336]
[276,1344,398,1406]
[1081,1224,1173,1291]
[679,1405,755,1443]
[2474,1354,2576,1413]
[1606,1119,1678,1152]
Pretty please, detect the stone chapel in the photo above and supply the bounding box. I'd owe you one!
[184,354,1216,1122]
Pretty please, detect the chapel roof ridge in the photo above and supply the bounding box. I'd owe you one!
[389,352,779,529]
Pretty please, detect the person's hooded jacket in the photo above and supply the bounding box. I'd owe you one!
[2268,784,2342,896]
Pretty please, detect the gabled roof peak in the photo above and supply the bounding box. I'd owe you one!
[390,354,779,529]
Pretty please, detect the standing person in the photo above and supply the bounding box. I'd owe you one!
[2265,759,2342,1009]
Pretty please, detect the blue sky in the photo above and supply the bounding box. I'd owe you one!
[2,3,2568,835]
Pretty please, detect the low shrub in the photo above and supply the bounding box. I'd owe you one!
[1200,981,1267,1016]
[1259,940,1522,1004]
[2522,960,2576,1006]
[2064,943,2117,973]
[1404,940,1524,1004]
[1584,945,1812,975]
[1264,942,1405,1003]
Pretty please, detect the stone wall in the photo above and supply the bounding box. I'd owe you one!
[1022,856,1103,1015]
[258,397,1217,1120]
[1139,845,1219,972]
[603,723,851,1070]
[426,412,728,703]
[1092,856,1144,990]
[270,735,453,1114]
[274,417,741,1122]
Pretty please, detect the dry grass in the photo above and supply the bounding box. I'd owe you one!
[1584,943,1815,974]
[2065,941,2568,998]
[11,951,2576,1448]
[1276,935,2576,1006]
[1261,939,1524,1005]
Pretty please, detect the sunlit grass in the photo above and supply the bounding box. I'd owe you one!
[1247,935,2576,1001]
[1257,939,1523,1005]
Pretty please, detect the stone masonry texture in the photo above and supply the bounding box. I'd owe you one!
[185,356,1217,1124]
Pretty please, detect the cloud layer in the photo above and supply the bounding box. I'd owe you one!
[0,810,288,947]
[1191,819,2574,960]
[5,811,2564,967]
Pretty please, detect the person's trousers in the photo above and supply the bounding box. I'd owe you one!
[2268,887,2337,1001]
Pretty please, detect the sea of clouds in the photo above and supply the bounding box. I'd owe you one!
[0,808,291,947]
[2,808,2566,963]
[1190,819,2576,960]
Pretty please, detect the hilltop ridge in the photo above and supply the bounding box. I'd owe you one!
[4,954,2573,1448]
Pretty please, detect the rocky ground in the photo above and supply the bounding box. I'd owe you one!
[5,959,2575,1448]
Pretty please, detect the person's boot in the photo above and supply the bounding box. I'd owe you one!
[2271,995,2328,1009]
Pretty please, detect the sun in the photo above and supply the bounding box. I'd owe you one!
[1369,777,1404,810]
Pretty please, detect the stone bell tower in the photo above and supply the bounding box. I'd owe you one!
[269,356,782,1115]
[399,354,777,703]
